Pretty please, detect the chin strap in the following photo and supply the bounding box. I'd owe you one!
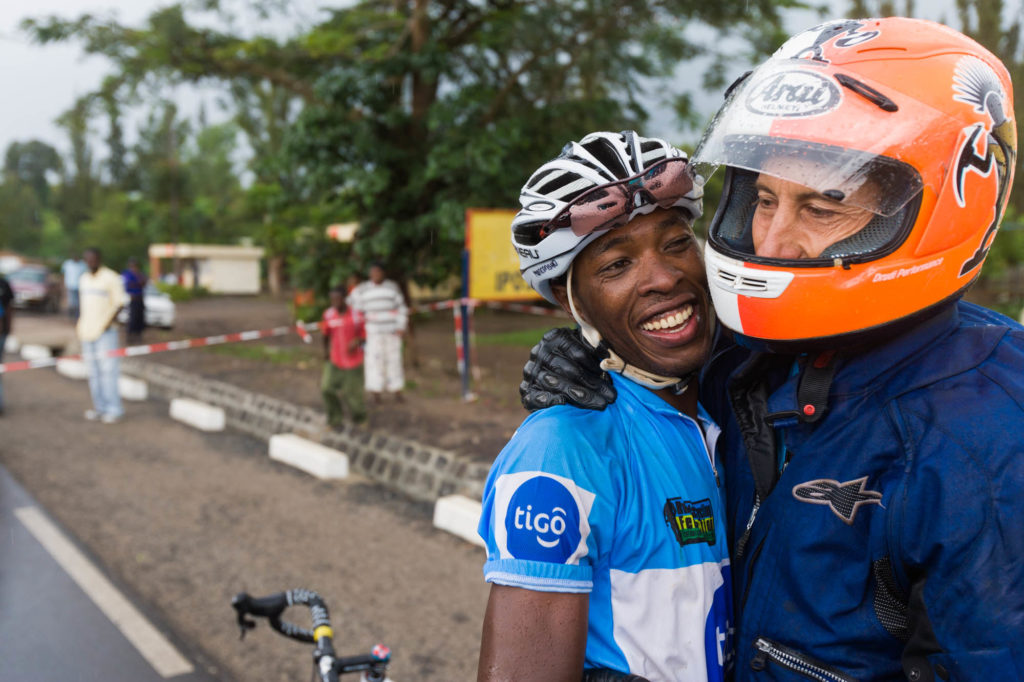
[566,264,690,394]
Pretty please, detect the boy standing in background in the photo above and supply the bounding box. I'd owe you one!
[321,285,367,427]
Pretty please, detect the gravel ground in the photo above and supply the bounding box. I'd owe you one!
[0,366,490,681]
[0,298,564,680]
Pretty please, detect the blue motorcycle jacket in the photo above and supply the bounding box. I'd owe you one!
[700,301,1024,682]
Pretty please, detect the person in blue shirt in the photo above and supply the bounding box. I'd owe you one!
[518,19,1024,682]
[0,271,13,415]
[121,257,148,345]
[476,131,733,682]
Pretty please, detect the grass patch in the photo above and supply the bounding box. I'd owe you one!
[205,343,314,366]
[475,327,553,348]
[156,282,210,302]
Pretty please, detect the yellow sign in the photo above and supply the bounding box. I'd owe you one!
[466,209,542,301]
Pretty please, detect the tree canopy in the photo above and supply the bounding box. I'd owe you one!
[9,0,798,287]
[4,0,1022,311]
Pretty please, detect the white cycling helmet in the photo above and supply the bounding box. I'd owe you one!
[512,130,703,304]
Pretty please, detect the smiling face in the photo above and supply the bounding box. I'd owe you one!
[551,208,712,381]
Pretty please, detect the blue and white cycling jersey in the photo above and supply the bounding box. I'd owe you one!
[478,372,734,682]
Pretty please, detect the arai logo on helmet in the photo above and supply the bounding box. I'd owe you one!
[745,70,841,118]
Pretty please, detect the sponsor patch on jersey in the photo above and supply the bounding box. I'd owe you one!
[664,497,717,547]
[745,69,841,118]
[492,471,595,564]
[792,476,882,524]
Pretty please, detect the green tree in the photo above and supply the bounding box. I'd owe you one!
[24,0,801,289]
[4,140,61,209]
[0,177,44,253]
[54,96,99,246]
[286,0,800,287]
[78,192,157,269]
[182,118,247,243]
[134,101,192,246]
[99,79,133,189]
[847,0,916,16]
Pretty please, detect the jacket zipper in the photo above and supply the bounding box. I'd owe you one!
[681,412,721,488]
[750,638,859,682]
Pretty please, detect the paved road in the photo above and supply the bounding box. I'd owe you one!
[0,314,489,681]
[0,465,217,682]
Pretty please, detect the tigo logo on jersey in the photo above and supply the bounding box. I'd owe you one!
[506,476,582,562]
[705,564,735,675]
[492,472,594,564]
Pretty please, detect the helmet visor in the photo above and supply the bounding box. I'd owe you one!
[697,134,921,218]
[692,60,925,217]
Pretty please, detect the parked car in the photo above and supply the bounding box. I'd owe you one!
[117,283,176,329]
[8,265,61,312]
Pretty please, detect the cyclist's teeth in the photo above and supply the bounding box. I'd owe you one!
[641,306,692,331]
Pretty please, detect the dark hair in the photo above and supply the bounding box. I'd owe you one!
[84,247,102,259]
[330,284,347,295]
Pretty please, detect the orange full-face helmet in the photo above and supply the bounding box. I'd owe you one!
[693,17,1017,351]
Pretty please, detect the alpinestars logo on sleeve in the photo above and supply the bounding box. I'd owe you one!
[791,477,882,525]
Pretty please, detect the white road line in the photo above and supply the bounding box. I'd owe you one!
[14,506,195,678]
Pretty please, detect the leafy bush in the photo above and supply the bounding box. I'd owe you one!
[156,281,210,302]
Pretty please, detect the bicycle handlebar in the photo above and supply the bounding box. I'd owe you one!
[232,588,331,643]
[231,589,390,682]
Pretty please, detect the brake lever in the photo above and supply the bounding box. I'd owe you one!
[231,594,258,640]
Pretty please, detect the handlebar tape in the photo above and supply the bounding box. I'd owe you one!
[232,589,332,644]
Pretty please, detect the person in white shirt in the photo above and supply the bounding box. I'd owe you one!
[77,248,128,424]
[61,253,88,320]
[347,263,408,402]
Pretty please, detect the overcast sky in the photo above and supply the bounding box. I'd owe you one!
[0,0,327,159]
[0,0,979,163]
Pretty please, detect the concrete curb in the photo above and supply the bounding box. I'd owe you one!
[19,344,52,361]
[169,398,226,432]
[433,495,485,548]
[121,359,490,504]
[56,358,90,380]
[119,376,149,401]
[269,434,349,479]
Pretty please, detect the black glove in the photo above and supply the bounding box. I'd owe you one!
[519,327,616,412]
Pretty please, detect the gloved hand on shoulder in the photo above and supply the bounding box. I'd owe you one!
[519,327,616,412]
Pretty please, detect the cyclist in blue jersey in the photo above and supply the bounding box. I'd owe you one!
[476,131,734,682]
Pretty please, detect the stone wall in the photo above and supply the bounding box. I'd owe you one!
[122,359,490,503]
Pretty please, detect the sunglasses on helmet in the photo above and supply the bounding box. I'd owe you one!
[517,157,695,246]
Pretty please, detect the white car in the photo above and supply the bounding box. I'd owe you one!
[117,283,176,329]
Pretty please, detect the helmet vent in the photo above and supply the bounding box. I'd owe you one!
[581,138,630,178]
[532,171,591,202]
[714,269,769,293]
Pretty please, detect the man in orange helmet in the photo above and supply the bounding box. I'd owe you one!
[520,18,1024,681]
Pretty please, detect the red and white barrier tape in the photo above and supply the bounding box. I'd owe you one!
[0,297,566,374]
[412,298,567,317]
[0,325,302,375]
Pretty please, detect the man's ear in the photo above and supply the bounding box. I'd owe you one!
[549,282,574,318]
